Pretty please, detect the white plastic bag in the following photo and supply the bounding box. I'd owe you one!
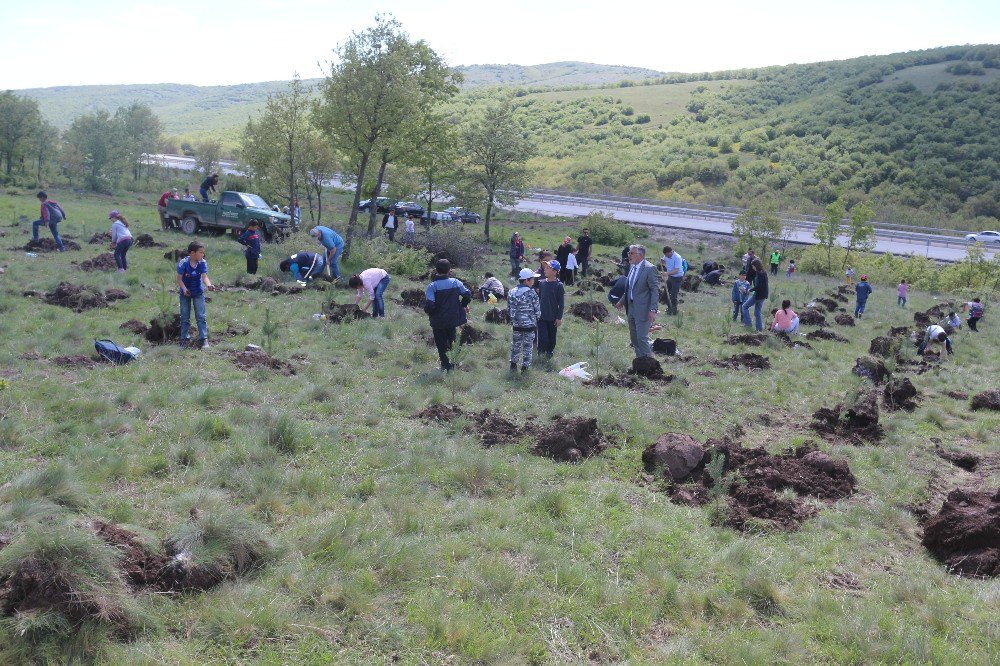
[615,316,627,326]
[558,361,593,382]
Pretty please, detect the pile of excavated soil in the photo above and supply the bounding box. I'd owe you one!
[680,273,702,292]
[134,233,164,248]
[570,301,609,322]
[412,404,529,447]
[120,319,149,335]
[92,520,175,591]
[914,303,952,328]
[231,350,295,375]
[77,253,118,271]
[852,356,891,383]
[22,238,81,252]
[725,333,766,346]
[815,297,839,312]
[799,309,827,326]
[947,390,969,401]
[414,404,464,422]
[715,353,771,371]
[869,336,892,358]
[51,355,101,369]
[922,488,1000,578]
[400,289,425,307]
[484,307,511,325]
[650,439,856,532]
[43,282,115,311]
[811,389,883,443]
[325,304,368,323]
[773,332,811,349]
[459,324,492,345]
[834,314,856,326]
[971,389,1000,411]
[889,326,910,338]
[89,231,112,244]
[533,417,608,462]
[145,314,181,343]
[105,289,129,302]
[883,377,919,411]
[806,329,849,343]
[629,356,675,381]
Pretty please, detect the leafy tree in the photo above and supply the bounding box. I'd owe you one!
[814,199,845,274]
[194,139,222,180]
[842,200,876,269]
[115,102,162,184]
[297,128,339,224]
[462,97,535,242]
[0,92,42,177]
[731,202,784,258]
[63,110,122,191]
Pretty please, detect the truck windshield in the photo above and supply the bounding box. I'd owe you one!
[241,194,270,209]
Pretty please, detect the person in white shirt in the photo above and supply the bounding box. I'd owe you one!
[404,214,416,244]
[918,324,953,358]
[660,245,685,315]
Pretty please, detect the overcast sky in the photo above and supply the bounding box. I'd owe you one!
[2,0,997,89]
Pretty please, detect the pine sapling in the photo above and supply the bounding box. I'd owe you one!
[261,307,279,356]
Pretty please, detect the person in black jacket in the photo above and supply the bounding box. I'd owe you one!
[424,259,472,371]
[279,251,325,283]
[555,236,574,283]
[199,174,219,202]
[237,221,262,274]
[741,259,769,331]
[576,228,593,276]
[381,208,398,242]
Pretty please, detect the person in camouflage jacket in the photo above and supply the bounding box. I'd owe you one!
[507,268,541,374]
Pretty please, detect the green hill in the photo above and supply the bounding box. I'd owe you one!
[454,61,665,87]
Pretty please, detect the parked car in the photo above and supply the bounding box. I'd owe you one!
[444,206,481,224]
[421,211,451,226]
[358,197,391,213]
[964,230,1000,245]
[392,201,425,219]
[164,191,293,241]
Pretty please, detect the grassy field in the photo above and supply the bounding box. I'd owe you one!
[877,61,1000,93]
[0,189,998,664]
[525,80,742,128]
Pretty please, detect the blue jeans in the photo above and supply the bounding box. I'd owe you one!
[742,296,765,331]
[510,256,521,277]
[898,296,906,306]
[32,219,65,251]
[732,301,742,321]
[179,292,208,341]
[114,238,132,270]
[199,188,210,202]
[327,245,342,279]
[854,298,868,317]
[372,275,390,317]
[537,319,558,355]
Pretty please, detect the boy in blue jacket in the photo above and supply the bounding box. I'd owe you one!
[854,275,873,319]
[237,221,261,274]
[731,271,750,321]
[424,259,472,371]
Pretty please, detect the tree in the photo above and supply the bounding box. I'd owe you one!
[194,139,223,179]
[63,110,122,191]
[842,200,876,269]
[462,97,535,242]
[297,128,339,224]
[29,120,59,184]
[731,202,784,259]
[314,15,458,256]
[0,92,42,176]
[410,114,460,220]
[814,199,845,275]
[115,102,162,184]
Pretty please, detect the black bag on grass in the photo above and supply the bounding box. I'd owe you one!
[94,339,136,365]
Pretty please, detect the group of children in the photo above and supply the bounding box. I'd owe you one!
[506,259,566,373]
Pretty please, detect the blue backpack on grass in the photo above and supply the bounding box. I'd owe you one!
[94,339,136,365]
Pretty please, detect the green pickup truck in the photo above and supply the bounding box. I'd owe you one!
[164,191,296,240]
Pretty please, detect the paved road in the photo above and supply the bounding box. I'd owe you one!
[151,153,993,263]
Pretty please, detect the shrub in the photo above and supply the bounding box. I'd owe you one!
[351,238,431,277]
[411,229,491,268]
[579,211,644,246]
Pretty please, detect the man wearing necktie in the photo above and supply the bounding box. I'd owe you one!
[616,244,659,358]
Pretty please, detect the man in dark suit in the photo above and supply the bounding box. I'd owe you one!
[616,244,659,357]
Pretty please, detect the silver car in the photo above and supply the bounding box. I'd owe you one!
[965,230,1000,245]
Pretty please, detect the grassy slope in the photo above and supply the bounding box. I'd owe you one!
[454,62,665,88]
[0,189,998,663]
[877,61,1000,93]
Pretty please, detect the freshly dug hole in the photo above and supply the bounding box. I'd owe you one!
[533,417,608,462]
[922,488,1000,578]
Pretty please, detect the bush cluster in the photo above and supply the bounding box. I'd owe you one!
[350,238,432,277]
[578,210,645,246]
[411,229,491,268]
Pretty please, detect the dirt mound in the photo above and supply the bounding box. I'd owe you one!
[663,442,856,532]
[680,273,701,292]
[888,326,910,338]
[23,238,81,252]
[52,355,100,369]
[852,356,890,383]
[936,447,980,472]
[400,289,425,307]
[570,301,608,322]
[811,389,883,443]
[815,297,839,311]
[89,231,112,244]
[134,233,164,248]
[725,333,766,346]
[412,404,528,447]
[715,353,770,371]
[325,304,368,323]
[485,307,511,325]
[947,391,969,401]
[146,315,181,343]
[105,289,129,302]
[533,417,608,462]
[642,433,705,481]
[922,488,1000,578]
[92,520,174,591]
[459,324,492,345]
[799,308,827,326]
[868,336,892,357]
[414,404,464,422]
[883,377,919,411]
[834,314,855,326]
[231,350,295,376]
[806,329,849,343]
[773,332,811,349]
[120,319,149,335]
[77,252,118,272]
[652,338,677,355]
[43,282,109,311]
[971,389,1000,411]
[630,356,672,379]
[164,248,188,261]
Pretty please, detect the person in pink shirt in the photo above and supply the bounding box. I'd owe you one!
[349,267,391,318]
[897,279,908,307]
[771,299,799,333]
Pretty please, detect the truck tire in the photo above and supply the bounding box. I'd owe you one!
[180,216,199,235]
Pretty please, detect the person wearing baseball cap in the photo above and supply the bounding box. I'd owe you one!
[508,268,541,374]
[854,274,873,319]
[537,260,565,360]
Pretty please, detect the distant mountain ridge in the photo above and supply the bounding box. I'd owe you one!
[18,62,666,135]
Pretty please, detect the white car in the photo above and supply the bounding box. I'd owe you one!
[965,230,1000,245]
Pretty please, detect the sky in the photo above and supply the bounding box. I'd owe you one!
[1,0,998,90]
